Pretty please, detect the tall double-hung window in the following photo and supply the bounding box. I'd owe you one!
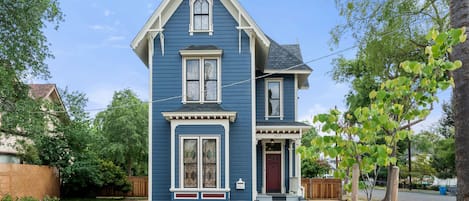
[181,48,222,103]
[181,136,219,189]
[265,78,283,119]
[190,0,213,35]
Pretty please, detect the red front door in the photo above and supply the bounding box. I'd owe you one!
[266,154,281,193]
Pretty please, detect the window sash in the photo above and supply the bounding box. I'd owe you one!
[267,81,281,117]
[184,57,219,103]
[181,137,219,189]
[191,0,211,32]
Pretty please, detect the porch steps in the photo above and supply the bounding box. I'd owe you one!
[256,194,300,201]
[272,195,286,201]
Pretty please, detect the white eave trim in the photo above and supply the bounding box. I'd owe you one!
[161,112,237,122]
[131,0,182,49]
[220,0,270,47]
[263,69,312,74]
[179,49,223,56]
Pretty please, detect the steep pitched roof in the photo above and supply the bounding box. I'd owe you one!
[131,0,270,67]
[29,84,55,99]
[265,38,312,72]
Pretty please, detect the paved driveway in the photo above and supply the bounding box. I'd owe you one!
[358,189,456,201]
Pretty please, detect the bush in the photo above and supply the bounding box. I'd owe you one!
[99,160,132,192]
[1,194,14,201]
[17,197,38,201]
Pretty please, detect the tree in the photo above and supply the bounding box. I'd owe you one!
[94,89,148,176]
[0,0,63,138]
[331,1,451,200]
[307,28,465,201]
[450,1,469,200]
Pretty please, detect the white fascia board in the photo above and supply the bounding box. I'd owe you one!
[219,0,270,48]
[256,125,311,130]
[131,0,183,67]
[263,69,312,74]
[179,49,223,56]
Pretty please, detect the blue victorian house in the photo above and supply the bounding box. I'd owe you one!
[131,1,312,200]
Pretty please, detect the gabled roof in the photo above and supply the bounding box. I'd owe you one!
[28,84,67,117]
[265,38,312,73]
[131,0,270,67]
[29,84,55,99]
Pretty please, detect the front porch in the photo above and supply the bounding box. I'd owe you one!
[255,122,310,201]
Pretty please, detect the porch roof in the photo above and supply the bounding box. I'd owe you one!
[256,121,311,140]
[161,104,237,122]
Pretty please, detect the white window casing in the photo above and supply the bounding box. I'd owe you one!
[182,56,222,104]
[265,78,284,120]
[180,135,221,190]
[189,0,213,35]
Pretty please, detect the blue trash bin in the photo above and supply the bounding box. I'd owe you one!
[439,186,447,195]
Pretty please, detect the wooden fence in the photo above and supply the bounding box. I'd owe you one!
[0,163,60,199]
[98,176,148,197]
[302,178,342,200]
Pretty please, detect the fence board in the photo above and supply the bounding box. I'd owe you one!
[0,163,60,199]
[301,178,342,200]
[98,176,148,197]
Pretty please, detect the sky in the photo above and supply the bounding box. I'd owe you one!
[41,0,450,132]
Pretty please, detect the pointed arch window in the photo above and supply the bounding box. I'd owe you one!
[190,0,213,35]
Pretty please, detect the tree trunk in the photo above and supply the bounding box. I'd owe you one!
[127,156,133,176]
[382,165,393,201]
[450,1,469,201]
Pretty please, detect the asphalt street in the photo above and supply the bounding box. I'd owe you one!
[358,188,456,201]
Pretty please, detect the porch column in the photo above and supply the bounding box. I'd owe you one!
[295,139,302,196]
[289,141,293,179]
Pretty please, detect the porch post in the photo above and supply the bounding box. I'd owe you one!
[295,139,302,196]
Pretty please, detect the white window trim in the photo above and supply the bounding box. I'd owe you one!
[264,78,284,120]
[182,56,221,104]
[169,120,230,193]
[179,135,221,190]
[189,0,214,35]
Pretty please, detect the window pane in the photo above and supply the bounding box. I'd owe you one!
[201,0,209,14]
[194,15,202,30]
[187,81,200,101]
[203,139,216,188]
[269,99,280,116]
[268,82,280,99]
[184,139,198,188]
[205,81,217,101]
[187,60,199,80]
[194,0,202,14]
[204,60,217,80]
[201,15,209,30]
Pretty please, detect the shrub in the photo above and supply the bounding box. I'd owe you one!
[1,194,14,201]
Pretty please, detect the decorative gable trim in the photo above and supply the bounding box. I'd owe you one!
[131,0,270,67]
[161,112,237,122]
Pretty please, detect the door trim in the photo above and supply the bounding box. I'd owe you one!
[262,140,285,194]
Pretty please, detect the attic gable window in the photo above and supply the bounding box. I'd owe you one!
[190,0,213,35]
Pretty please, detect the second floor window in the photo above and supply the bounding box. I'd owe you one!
[184,57,220,103]
[265,78,283,119]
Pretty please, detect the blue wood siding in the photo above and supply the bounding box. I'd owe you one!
[151,0,253,200]
[256,74,296,121]
[284,140,290,192]
[175,125,225,189]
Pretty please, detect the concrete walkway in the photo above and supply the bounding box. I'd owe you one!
[358,189,455,201]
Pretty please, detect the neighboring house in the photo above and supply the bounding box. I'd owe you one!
[0,84,65,164]
[132,1,312,200]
